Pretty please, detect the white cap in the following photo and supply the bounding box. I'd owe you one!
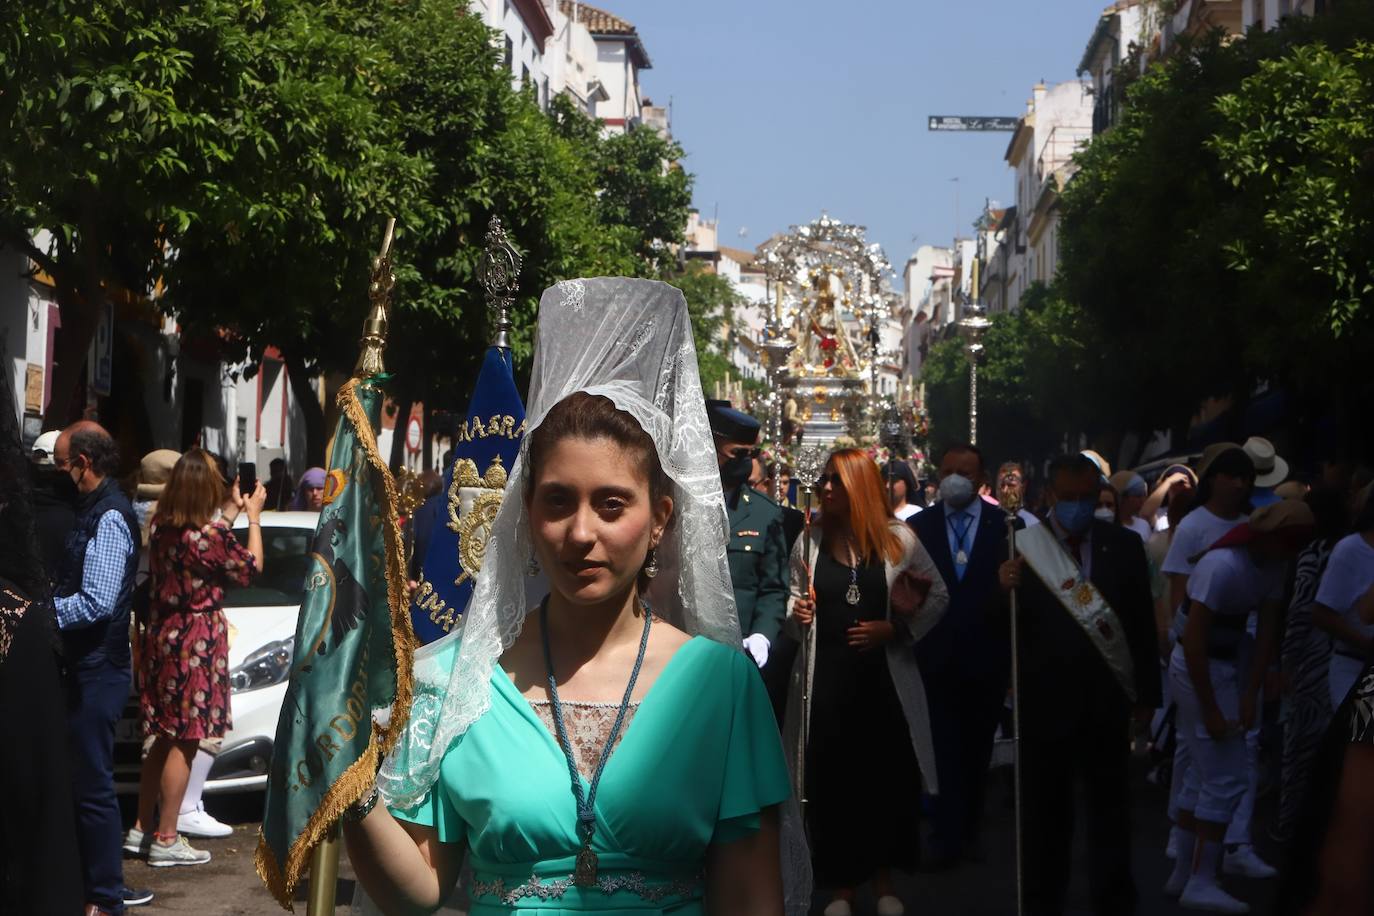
[31,430,60,466]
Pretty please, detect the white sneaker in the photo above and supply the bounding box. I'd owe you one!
[877,895,905,916]
[1223,844,1278,879]
[1180,878,1250,913]
[177,803,232,838]
[148,834,211,867]
[122,827,152,857]
[1163,864,1189,898]
[822,900,853,916]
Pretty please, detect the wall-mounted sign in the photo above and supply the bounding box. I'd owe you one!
[927,115,1018,132]
[24,364,43,412]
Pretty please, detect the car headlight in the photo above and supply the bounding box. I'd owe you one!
[230,637,294,694]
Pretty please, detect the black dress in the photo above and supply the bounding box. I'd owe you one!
[806,548,921,887]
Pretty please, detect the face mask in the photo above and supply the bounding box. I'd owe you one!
[37,466,78,502]
[719,453,752,490]
[1094,507,1116,523]
[938,473,976,509]
[1054,498,1096,535]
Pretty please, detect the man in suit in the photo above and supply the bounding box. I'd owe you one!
[910,442,1012,868]
[707,400,789,670]
[998,453,1162,915]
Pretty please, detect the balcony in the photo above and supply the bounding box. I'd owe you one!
[1035,125,1093,190]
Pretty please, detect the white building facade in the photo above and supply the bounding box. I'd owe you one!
[556,1,652,132]
[1002,81,1093,311]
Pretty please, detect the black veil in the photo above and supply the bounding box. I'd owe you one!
[0,368,45,597]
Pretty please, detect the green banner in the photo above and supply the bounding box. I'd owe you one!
[256,377,413,909]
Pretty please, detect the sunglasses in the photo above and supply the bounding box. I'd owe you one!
[725,447,762,460]
[816,472,846,488]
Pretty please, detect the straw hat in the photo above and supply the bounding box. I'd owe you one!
[1109,470,1147,497]
[1249,499,1314,534]
[1274,480,1309,501]
[1242,437,1290,489]
[137,449,182,499]
[1081,449,1112,479]
[1195,442,1247,482]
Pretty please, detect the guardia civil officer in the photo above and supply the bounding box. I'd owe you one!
[707,400,789,670]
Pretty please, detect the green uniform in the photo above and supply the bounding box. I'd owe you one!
[725,487,789,643]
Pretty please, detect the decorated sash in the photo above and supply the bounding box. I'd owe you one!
[1016,522,1137,702]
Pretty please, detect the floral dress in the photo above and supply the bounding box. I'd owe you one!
[139,520,256,741]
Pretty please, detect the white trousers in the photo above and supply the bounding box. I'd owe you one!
[1169,650,1248,825]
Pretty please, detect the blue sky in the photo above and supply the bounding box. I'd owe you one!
[617,0,1112,274]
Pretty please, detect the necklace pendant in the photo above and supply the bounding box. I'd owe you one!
[573,845,599,887]
[845,583,861,606]
[956,549,968,566]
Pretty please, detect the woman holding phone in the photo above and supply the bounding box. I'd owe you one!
[124,449,265,866]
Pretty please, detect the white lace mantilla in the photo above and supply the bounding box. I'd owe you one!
[526,699,639,781]
[379,278,740,813]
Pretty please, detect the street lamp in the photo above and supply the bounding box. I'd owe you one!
[759,263,795,505]
[957,256,991,445]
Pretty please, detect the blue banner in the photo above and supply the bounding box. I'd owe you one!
[409,346,525,644]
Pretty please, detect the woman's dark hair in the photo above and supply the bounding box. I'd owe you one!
[526,393,672,590]
[1186,447,1255,520]
[1306,485,1350,541]
[527,392,671,506]
[883,460,918,500]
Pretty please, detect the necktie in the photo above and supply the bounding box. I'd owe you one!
[950,512,973,581]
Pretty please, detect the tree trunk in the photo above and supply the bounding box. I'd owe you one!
[283,350,328,467]
[388,395,413,472]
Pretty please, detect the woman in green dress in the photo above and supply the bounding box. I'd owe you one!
[345,278,805,915]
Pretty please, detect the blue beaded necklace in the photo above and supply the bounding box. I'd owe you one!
[539,595,653,887]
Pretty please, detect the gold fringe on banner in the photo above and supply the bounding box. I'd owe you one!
[255,376,416,910]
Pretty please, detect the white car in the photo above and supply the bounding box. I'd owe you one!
[114,511,319,795]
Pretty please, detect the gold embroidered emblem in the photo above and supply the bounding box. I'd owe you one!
[322,469,347,505]
[1073,582,1095,608]
[446,456,509,587]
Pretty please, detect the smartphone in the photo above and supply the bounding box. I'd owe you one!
[237,462,257,496]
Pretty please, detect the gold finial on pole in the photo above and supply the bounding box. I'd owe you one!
[354,218,397,378]
[479,216,522,350]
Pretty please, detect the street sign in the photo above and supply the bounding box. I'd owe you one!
[928,116,1018,132]
[405,415,422,453]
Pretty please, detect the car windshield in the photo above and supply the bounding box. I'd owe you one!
[224,526,314,608]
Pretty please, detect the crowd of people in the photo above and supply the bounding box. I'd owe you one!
[3,278,1374,916]
[712,393,1373,915]
[0,376,338,913]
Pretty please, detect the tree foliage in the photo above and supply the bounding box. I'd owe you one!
[1048,4,1374,460]
[921,284,1089,466]
[2,0,730,463]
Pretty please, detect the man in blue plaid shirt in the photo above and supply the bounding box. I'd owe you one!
[52,422,151,914]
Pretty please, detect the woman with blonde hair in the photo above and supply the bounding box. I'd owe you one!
[787,448,948,916]
[125,449,265,866]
